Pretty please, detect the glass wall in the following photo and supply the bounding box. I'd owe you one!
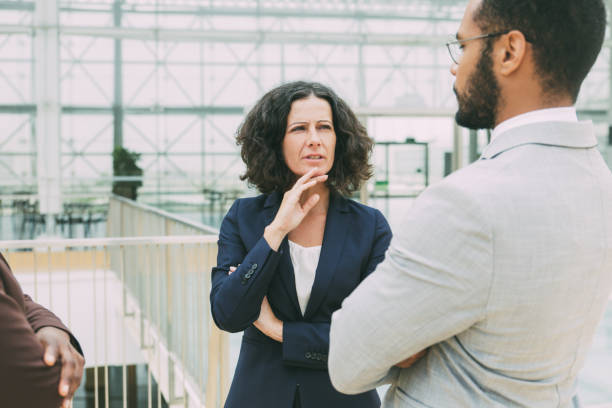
[0,0,610,206]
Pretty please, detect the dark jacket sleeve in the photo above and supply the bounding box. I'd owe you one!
[24,294,84,356]
[281,209,393,370]
[210,199,284,332]
[0,285,63,408]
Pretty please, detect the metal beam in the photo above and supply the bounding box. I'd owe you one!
[3,24,605,47]
[35,0,62,220]
[64,26,450,46]
[113,0,123,149]
[0,25,31,35]
[0,24,451,46]
[1,106,604,120]
[60,106,245,115]
[0,1,34,11]
[0,105,245,115]
[0,104,36,113]
[355,107,455,117]
[57,5,462,22]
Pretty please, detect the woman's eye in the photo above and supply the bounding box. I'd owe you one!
[292,126,305,132]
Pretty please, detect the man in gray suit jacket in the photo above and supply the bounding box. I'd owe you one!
[329,0,612,407]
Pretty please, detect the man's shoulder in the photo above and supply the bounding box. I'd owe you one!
[430,160,500,198]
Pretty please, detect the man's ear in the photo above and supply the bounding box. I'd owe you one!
[498,30,528,77]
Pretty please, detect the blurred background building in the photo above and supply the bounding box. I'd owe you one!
[0,1,611,407]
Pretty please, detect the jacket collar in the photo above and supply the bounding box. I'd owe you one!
[264,190,281,209]
[480,121,598,160]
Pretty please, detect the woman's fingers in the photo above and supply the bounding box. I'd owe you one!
[270,171,328,237]
[301,193,320,215]
[293,169,328,190]
[293,168,319,187]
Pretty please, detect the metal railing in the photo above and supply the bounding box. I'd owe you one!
[2,235,229,408]
[107,195,219,238]
[107,196,230,407]
[1,195,230,408]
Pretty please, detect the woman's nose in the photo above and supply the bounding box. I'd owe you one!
[307,127,322,146]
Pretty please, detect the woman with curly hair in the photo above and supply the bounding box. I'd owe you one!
[210,81,391,408]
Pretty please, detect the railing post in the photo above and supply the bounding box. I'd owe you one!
[206,322,220,408]
[220,330,230,406]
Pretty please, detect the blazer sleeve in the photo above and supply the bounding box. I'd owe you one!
[24,294,84,356]
[210,199,284,332]
[328,181,493,394]
[282,209,393,370]
[0,287,63,407]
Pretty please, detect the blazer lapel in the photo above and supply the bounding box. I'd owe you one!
[263,192,302,315]
[303,192,349,319]
[277,239,302,315]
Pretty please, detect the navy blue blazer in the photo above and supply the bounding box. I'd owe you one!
[210,190,392,408]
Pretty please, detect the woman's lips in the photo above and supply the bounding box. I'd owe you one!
[303,155,325,160]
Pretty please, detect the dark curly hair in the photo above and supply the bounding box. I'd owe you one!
[473,0,606,102]
[236,81,373,196]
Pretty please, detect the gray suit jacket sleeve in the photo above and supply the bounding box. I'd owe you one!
[328,179,494,394]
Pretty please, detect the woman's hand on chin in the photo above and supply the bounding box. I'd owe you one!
[264,168,328,251]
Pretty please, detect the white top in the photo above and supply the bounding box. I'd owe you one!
[288,240,321,316]
[492,107,578,140]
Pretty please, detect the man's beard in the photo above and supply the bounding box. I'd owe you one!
[454,44,500,130]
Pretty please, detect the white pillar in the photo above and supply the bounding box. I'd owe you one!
[34,0,62,227]
[452,122,463,172]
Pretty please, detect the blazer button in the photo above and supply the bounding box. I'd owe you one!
[305,352,311,359]
[252,263,258,270]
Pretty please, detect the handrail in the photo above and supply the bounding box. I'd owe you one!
[0,235,218,249]
[109,194,219,236]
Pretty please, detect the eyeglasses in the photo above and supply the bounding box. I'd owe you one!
[445,31,510,65]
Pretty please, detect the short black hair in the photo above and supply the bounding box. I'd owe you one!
[474,0,606,101]
[236,81,373,196]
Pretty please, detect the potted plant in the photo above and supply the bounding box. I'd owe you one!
[112,146,143,201]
